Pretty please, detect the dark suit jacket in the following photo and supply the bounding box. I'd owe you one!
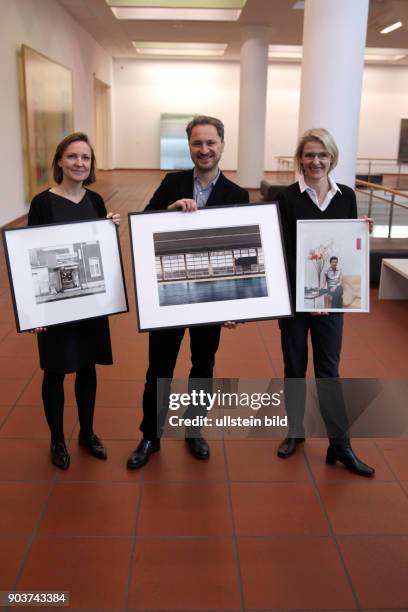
[145,168,249,211]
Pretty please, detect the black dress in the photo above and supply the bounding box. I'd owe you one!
[28,189,113,373]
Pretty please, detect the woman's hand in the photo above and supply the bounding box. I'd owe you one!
[29,327,47,333]
[168,199,197,212]
[107,212,120,226]
[361,216,374,234]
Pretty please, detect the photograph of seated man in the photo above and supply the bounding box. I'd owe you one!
[321,256,343,308]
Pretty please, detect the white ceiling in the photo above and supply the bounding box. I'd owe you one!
[57,0,408,63]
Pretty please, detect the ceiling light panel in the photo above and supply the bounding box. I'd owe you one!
[267,45,407,63]
[133,41,227,56]
[107,0,246,6]
[111,7,242,20]
[380,21,403,34]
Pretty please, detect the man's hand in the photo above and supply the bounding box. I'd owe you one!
[223,321,239,328]
[107,212,121,225]
[168,199,198,212]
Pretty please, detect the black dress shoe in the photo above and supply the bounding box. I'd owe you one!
[277,437,305,459]
[185,436,210,460]
[78,432,107,460]
[127,438,160,469]
[326,443,375,477]
[51,442,70,470]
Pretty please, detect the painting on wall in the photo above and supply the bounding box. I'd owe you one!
[160,113,194,170]
[398,118,408,163]
[21,45,73,200]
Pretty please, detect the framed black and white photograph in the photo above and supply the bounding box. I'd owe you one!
[129,203,292,331]
[2,218,128,332]
[296,219,369,313]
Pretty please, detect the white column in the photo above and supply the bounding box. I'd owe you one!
[237,27,269,189]
[298,0,369,186]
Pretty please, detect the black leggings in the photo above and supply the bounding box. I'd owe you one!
[42,364,97,443]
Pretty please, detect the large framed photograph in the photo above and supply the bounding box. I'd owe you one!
[21,45,74,200]
[296,219,369,312]
[2,219,128,332]
[129,202,292,331]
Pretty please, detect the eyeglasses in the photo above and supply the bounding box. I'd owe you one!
[303,152,331,160]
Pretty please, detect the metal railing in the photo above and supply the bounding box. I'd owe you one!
[276,156,408,189]
[356,158,408,190]
[355,179,408,238]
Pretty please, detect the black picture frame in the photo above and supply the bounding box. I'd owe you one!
[2,218,129,332]
[129,202,293,331]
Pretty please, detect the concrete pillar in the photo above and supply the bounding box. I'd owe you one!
[237,26,270,189]
[298,0,369,186]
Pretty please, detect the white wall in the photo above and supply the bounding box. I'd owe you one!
[359,65,408,159]
[113,59,241,170]
[113,58,408,173]
[0,0,112,226]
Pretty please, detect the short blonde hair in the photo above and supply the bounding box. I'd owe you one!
[294,128,339,174]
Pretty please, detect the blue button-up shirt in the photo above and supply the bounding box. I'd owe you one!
[193,169,220,208]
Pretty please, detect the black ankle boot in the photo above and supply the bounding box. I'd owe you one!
[326,442,375,477]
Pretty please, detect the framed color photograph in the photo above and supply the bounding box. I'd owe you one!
[296,219,369,312]
[2,219,128,332]
[21,45,73,200]
[129,202,292,331]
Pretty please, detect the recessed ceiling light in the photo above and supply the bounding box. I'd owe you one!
[380,21,403,34]
[133,42,228,56]
[364,47,407,61]
[111,7,242,20]
[267,45,407,63]
[107,0,245,6]
[268,45,302,60]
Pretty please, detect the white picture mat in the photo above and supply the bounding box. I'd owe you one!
[130,203,292,330]
[296,219,370,313]
[4,219,128,331]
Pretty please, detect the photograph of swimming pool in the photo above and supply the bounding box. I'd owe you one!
[129,203,292,331]
[153,225,268,306]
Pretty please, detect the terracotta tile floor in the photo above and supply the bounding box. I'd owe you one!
[0,170,407,611]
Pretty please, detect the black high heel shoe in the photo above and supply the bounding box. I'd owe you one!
[326,443,375,477]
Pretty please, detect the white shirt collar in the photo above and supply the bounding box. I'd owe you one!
[298,175,342,211]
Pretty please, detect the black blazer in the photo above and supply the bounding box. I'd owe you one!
[145,169,249,211]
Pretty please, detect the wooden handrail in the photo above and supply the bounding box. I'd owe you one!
[355,179,408,201]
[355,188,408,210]
[276,155,408,164]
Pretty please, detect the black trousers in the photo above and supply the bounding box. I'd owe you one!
[140,325,221,439]
[279,313,349,441]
